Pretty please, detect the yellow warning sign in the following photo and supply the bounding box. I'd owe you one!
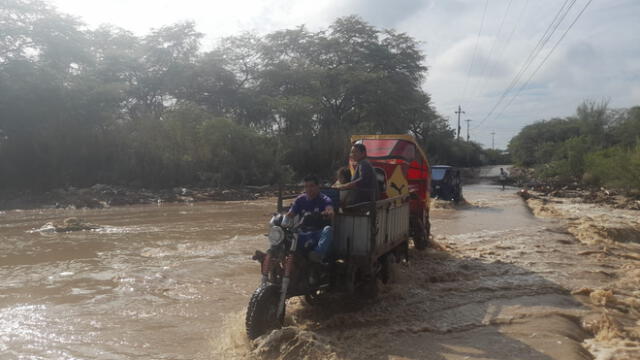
[386,165,408,199]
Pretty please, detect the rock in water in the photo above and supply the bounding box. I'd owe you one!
[54,217,100,232]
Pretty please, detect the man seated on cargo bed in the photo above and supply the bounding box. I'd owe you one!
[334,143,377,204]
[283,175,334,263]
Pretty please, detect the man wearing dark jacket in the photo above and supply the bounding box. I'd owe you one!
[335,143,377,204]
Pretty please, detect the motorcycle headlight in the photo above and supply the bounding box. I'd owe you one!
[268,226,285,246]
[269,214,284,227]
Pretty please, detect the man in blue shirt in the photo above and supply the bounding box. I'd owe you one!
[284,175,334,262]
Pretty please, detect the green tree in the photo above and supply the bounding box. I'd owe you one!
[0,3,493,195]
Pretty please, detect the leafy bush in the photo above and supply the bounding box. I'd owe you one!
[585,145,640,191]
[509,101,640,193]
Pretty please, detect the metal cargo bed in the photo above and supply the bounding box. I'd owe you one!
[332,195,410,262]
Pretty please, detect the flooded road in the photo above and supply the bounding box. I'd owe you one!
[0,200,273,359]
[1,182,637,359]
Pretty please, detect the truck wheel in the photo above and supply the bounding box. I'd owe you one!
[380,253,396,284]
[355,266,378,300]
[304,290,322,306]
[346,265,357,294]
[360,274,378,299]
[414,233,428,250]
[454,189,463,203]
[245,285,284,340]
[425,216,431,240]
[413,219,428,250]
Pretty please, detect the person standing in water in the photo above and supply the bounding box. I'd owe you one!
[499,168,508,190]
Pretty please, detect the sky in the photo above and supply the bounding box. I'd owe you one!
[50,0,640,149]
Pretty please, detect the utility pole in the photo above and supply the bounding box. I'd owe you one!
[465,119,472,141]
[491,131,496,150]
[455,105,465,140]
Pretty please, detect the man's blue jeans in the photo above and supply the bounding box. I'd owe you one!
[297,226,333,258]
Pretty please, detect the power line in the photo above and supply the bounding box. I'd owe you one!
[473,0,576,130]
[475,0,576,129]
[489,0,594,124]
[469,0,514,99]
[476,0,529,98]
[460,0,489,105]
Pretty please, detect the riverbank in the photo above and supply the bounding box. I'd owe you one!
[0,165,517,212]
[0,184,298,211]
[511,167,640,211]
[0,163,511,212]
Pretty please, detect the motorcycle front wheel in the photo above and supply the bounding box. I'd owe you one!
[245,284,284,339]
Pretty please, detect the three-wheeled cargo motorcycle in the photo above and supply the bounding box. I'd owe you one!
[245,135,431,339]
[430,165,463,202]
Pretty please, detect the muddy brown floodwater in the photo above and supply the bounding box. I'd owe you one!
[0,200,274,359]
[1,180,638,359]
